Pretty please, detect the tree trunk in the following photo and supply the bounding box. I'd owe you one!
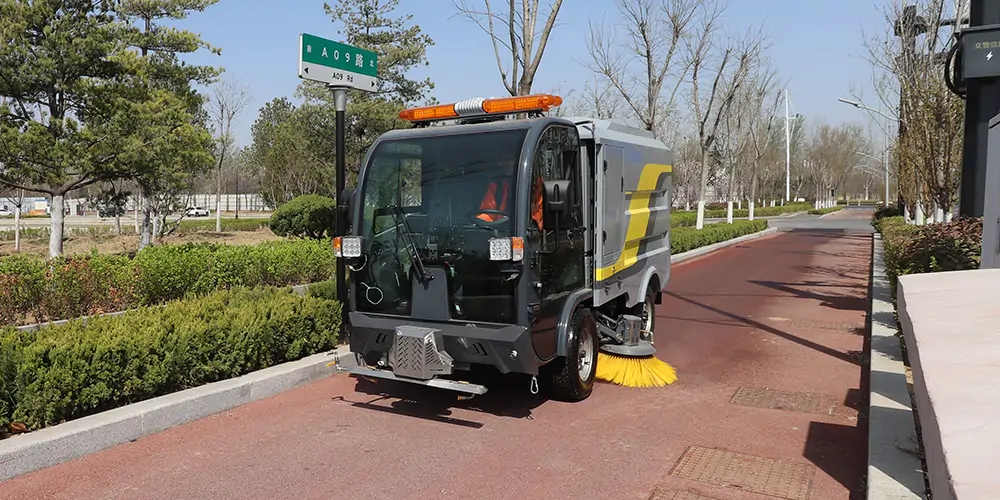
[14,204,21,253]
[748,169,758,221]
[49,194,65,257]
[151,209,160,245]
[139,193,152,250]
[215,168,223,232]
[696,149,711,230]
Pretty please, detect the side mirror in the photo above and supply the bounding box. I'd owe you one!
[338,187,355,236]
[543,180,572,229]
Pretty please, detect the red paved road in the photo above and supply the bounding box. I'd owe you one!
[0,227,872,500]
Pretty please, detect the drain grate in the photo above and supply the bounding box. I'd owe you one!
[730,386,838,416]
[670,446,815,500]
[647,486,717,500]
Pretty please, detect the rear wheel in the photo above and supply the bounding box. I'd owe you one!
[544,307,597,402]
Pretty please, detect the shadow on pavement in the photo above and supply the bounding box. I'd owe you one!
[664,291,859,365]
[804,419,868,499]
[749,279,868,312]
[334,370,546,428]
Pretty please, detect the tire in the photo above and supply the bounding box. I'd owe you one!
[640,284,656,344]
[544,307,598,402]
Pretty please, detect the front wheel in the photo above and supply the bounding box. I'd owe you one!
[543,307,598,402]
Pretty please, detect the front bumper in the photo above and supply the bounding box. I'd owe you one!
[347,312,539,376]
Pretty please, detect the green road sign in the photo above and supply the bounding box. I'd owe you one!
[298,33,378,91]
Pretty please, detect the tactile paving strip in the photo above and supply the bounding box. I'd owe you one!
[730,386,838,416]
[670,446,815,500]
[647,486,718,500]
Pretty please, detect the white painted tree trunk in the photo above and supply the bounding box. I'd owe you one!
[749,201,755,221]
[14,204,21,253]
[696,200,706,230]
[49,194,65,257]
[726,201,734,223]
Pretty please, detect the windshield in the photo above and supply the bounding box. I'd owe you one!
[354,128,528,324]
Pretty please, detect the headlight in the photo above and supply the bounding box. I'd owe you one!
[333,236,363,258]
[488,237,523,261]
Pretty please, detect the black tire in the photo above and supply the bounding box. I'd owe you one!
[641,284,657,343]
[544,307,598,402]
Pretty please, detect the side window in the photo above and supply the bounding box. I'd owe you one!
[531,126,582,228]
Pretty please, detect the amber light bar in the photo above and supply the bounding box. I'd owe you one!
[398,94,563,122]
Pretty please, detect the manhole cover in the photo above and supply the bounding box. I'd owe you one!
[648,486,717,500]
[730,386,838,415]
[671,446,815,500]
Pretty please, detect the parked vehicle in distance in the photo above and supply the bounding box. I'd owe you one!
[185,206,210,217]
[97,204,125,218]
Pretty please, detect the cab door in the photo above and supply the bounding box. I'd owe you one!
[528,124,586,360]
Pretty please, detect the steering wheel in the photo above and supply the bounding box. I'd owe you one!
[469,209,510,227]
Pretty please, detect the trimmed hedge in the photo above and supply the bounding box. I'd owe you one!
[670,202,811,228]
[874,215,982,300]
[808,206,843,215]
[0,286,341,431]
[671,219,768,254]
[0,239,336,326]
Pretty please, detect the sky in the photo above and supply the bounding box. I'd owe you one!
[171,0,900,148]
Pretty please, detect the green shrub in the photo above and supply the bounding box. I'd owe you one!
[0,239,336,327]
[671,220,768,254]
[268,195,337,239]
[176,218,270,233]
[0,286,341,431]
[873,203,903,221]
[808,206,843,215]
[307,279,338,301]
[874,215,982,300]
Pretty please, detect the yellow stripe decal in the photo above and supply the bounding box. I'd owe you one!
[595,163,672,282]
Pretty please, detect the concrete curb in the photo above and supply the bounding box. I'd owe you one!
[0,345,350,483]
[866,233,927,499]
[671,226,778,265]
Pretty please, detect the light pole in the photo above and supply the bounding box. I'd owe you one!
[837,97,902,210]
[784,89,803,203]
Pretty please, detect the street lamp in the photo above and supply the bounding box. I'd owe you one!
[784,89,803,202]
[837,97,900,208]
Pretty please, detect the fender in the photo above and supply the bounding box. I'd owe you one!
[630,265,667,308]
[555,288,593,357]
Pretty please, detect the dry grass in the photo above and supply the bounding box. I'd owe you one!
[0,228,283,257]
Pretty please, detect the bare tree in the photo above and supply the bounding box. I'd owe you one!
[686,2,767,229]
[208,78,251,232]
[743,61,783,219]
[586,0,699,137]
[857,0,964,222]
[453,0,564,96]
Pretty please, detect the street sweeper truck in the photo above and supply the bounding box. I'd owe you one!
[332,93,676,402]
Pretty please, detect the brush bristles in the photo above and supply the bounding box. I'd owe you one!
[595,352,678,387]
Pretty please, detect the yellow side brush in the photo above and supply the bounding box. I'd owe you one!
[595,351,677,387]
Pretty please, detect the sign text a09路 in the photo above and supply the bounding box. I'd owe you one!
[298,33,378,92]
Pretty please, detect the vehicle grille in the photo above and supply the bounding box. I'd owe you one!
[389,326,454,380]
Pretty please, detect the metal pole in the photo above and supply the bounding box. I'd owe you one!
[332,86,348,337]
[960,0,1000,217]
[882,107,890,206]
[785,88,791,202]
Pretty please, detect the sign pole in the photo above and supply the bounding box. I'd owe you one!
[298,32,378,344]
[333,86,348,338]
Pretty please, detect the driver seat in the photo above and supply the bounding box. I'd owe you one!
[477,178,510,223]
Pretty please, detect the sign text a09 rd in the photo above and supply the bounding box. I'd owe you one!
[298,33,378,92]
